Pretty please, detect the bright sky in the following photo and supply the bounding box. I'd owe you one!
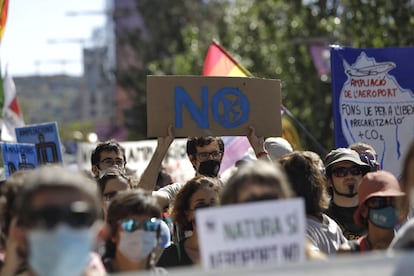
[0,0,107,77]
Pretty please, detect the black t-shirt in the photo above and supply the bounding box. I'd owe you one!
[157,239,193,268]
[325,201,367,240]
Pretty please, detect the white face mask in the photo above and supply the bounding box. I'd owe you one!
[118,230,157,262]
[27,224,94,276]
[98,167,126,179]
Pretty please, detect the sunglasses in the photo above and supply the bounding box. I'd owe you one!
[365,197,397,209]
[119,218,160,233]
[26,201,96,229]
[331,166,362,177]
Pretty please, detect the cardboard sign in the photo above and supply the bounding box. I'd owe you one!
[15,122,63,165]
[331,46,414,177]
[147,76,282,137]
[1,142,38,178]
[76,139,194,183]
[196,198,306,270]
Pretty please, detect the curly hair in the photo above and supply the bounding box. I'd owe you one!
[279,151,330,215]
[170,176,222,231]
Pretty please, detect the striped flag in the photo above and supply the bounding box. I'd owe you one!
[1,67,24,141]
[203,40,251,77]
[202,40,253,173]
[202,41,303,173]
[0,0,9,44]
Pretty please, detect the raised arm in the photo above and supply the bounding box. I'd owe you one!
[247,126,271,161]
[138,125,175,191]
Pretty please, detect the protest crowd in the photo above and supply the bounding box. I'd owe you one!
[0,124,413,276]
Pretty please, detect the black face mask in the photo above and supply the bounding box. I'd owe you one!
[198,160,220,177]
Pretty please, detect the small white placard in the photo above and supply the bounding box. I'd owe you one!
[196,198,306,269]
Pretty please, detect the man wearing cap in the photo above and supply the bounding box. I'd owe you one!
[325,148,371,240]
[349,171,405,251]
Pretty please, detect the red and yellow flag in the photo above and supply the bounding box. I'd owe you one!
[0,0,9,44]
[202,40,302,167]
[202,41,252,172]
[202,40,250,77]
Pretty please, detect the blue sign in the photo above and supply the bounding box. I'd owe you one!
[1,142,38,178]
[175,86,249,129]
[15,122,63,165]
[331,46,414,177]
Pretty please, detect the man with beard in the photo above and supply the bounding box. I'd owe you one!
[138,126,270,209]
[324,148,371,240]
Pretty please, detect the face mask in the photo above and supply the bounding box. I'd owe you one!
[198,160,220,177]
[118,230,157,262]
[27,224,94,276]
[368,206,399,229]
[98,167,126,179]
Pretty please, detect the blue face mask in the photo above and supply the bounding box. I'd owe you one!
[118,230,158,262]
[368,206,399,229]
[27,224,94,276]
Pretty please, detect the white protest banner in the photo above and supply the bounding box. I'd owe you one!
[76,139,194,182]
[196,198,306,270]
[331,46,414,177]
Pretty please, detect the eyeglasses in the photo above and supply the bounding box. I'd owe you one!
[365,197,396,209]
[331,166,362,177]
[26,201,96,229]
[196,151,223,162]
[99,158,125,167]
[119,218,160,233]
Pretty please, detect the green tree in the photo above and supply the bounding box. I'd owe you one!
[115,0,227,140]
[116,0,414,153]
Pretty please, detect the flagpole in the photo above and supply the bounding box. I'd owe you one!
[281,105,327,156]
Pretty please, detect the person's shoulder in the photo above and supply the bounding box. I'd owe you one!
[390,218,414,250]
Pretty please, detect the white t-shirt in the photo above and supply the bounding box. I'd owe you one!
[158,182,185,202]
[306,213,348,255]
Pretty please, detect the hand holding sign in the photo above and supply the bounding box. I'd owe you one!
[147,76,282,138]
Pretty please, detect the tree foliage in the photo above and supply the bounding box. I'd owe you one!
[116,0,414,153]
